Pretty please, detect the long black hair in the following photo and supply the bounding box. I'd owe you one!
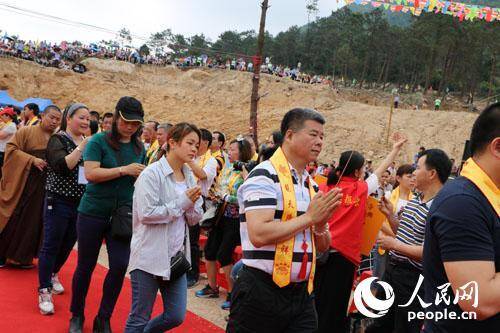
[327,150,365,186]
[106,97,144,155]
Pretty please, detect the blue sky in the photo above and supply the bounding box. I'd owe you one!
[0,0,346,45]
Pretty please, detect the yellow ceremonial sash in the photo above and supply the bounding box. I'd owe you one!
[461,158,499,216]
[193,150,213,182]
[27,117,39,126]
[198,150,212,169]
[0,120,12,130]
[269,147,316,294]
[146,140,159,160]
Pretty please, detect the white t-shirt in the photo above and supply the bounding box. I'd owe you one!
[169,181,188,259]
[365,173,379,196]
[0,122,17,152]
[195,156,218,197]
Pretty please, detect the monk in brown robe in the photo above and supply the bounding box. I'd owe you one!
[0,105,62,267]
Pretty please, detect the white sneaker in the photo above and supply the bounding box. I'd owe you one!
[51,274,64,295]
[38,288,54,315]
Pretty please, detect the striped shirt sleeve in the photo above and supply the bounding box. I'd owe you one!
[240,167,278,212]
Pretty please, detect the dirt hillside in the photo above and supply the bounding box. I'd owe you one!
[0,57,478,163]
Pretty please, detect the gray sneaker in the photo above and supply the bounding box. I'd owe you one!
[51,274,64,295]
[38,288,54,315]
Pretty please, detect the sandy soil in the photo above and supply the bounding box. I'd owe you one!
[0,57,478,163]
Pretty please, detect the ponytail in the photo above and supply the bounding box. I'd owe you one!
[327,150,365,186]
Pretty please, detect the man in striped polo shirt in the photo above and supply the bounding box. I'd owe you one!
[226,108,342,332]
[367,149,452,333]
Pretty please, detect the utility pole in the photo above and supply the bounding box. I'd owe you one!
[249,0,269,147]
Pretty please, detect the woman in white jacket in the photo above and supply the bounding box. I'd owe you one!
[125,123,203,333]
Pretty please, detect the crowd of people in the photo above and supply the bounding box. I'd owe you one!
[0,35,338,85]
[0,96,498,333]
[0,37,170,71]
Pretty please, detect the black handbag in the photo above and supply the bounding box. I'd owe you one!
[110,204,133,242]
[169,250,191,281]
[110,149,133,242]
[169,224,191,281]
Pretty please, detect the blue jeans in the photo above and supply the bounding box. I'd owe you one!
[70,213,130,319]
[125,269,187,333]
[231,259,244,282]
[38,194,78,290]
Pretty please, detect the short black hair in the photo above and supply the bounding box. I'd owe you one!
[90,111,100,120]
[89,120,99,135]
[213,131,225,146]
[200,128,213,147]
[470,102,500,156]
[103,112,114,119]
[420,149,452,184]
[272,130,283,146]
[280,108,325,136]
[24,103,40,116]
[259,145,277,162]
[146,120,160,131]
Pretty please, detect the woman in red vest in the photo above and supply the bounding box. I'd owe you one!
[314,136,407,333]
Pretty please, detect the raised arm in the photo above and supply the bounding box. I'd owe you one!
[373,133,407,180]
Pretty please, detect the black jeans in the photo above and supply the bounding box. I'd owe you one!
[314,252,357,333]
[38,194,78,290]
[366,259,425,333]
[227,265,317,333]
[70,213,130,319]
[187,224,200,281]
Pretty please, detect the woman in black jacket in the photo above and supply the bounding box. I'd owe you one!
[37,103,90,315]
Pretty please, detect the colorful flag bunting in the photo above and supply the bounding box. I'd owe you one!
[343,0,499,22]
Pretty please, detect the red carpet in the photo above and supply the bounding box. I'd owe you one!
[0,251,224,333]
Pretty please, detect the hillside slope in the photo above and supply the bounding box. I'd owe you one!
[0,57,478,163]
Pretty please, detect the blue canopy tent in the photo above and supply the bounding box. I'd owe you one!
[0,91,53,112]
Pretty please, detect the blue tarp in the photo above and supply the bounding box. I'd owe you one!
[0,91,53,111]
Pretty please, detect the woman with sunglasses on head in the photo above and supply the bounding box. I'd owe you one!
[37,103,90,316]
[314,134,407,333]
[125,122,203,333]
[196,137,253,310]
[69,97,146,333]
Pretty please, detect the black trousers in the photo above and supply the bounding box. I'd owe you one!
[314,252,357,333]
[365,259,424,333]
[0,151,4,179]
[70,213,130,319]
[187,223,200,280]
[227,265,317,333]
